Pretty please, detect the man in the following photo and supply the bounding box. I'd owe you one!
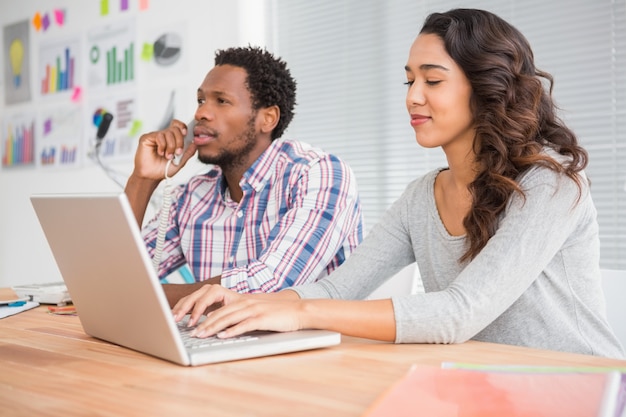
[125,46,363,307]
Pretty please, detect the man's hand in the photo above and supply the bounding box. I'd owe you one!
[125,119,198,225]
[132,119,197,180]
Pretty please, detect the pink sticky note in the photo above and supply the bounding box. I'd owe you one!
[139,0,149,11]
[71,87,82,103]
[54,9,65,26]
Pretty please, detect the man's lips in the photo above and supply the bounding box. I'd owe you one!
[193,127,218,145]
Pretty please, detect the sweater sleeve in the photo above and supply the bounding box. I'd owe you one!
[291,175,421,300]
[392,167,591,344]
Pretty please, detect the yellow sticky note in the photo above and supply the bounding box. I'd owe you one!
[141,43,154,61]
[129,120,143,136]
[100,0,109,16]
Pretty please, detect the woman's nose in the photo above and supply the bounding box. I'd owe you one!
[406,83,425,107]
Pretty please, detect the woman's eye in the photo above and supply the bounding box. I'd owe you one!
[426,80,442,86]
[404,80,414,87]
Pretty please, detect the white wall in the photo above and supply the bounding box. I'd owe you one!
[601,269,626,350]
[0,0,267,288]
[367,264,424,299]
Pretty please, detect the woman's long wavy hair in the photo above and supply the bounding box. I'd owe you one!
[420,8,589,262]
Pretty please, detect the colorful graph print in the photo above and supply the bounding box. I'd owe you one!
[39,105,82,168]
[2,117,35,168]
[87,94,137,163]
[40,145,77,165]
[3,20,32,104]
[39,37,80,96]
[87,20,136,89]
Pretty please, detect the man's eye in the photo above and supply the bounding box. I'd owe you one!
[197,98,205,105]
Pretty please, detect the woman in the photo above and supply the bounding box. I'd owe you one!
[172,8,625,358]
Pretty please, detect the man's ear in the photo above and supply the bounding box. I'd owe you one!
[259,105,280,134]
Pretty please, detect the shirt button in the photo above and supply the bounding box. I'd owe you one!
[229,256,234,263]
[236,211,243,218]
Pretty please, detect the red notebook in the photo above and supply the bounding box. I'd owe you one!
[363,365,626,417]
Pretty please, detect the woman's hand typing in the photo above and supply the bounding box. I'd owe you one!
[172,284,303,338]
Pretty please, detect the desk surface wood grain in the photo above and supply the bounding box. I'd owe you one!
[1,288,625,417]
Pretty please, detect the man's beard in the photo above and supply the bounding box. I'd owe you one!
[197,115,257,170]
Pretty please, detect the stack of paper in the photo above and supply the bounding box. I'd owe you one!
[364,364,626,417]
[0,299,40,319]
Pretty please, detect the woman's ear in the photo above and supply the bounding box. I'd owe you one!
[259,105,280,134]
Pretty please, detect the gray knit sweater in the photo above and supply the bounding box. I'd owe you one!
[293,162,625,359]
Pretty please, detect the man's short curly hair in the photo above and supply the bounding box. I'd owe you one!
[214,46,297,140]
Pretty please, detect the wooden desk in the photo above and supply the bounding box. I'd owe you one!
[1,299,625,417]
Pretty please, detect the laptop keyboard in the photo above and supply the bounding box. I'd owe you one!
[177,319,259,350]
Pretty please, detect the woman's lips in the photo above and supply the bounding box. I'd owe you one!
[410,114,430,126]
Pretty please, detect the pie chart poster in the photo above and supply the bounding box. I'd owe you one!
[141,21,188,76]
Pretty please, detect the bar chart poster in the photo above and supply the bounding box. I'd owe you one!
[1,112,36,169]
[38,105,83,169]
[87,20,136,90]
[38,37,81,98]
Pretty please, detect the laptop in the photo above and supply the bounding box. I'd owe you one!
[30,193,341,366]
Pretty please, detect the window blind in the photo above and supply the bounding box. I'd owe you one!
[267,0,626,269]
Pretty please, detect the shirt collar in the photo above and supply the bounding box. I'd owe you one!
[240,139,285,192]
